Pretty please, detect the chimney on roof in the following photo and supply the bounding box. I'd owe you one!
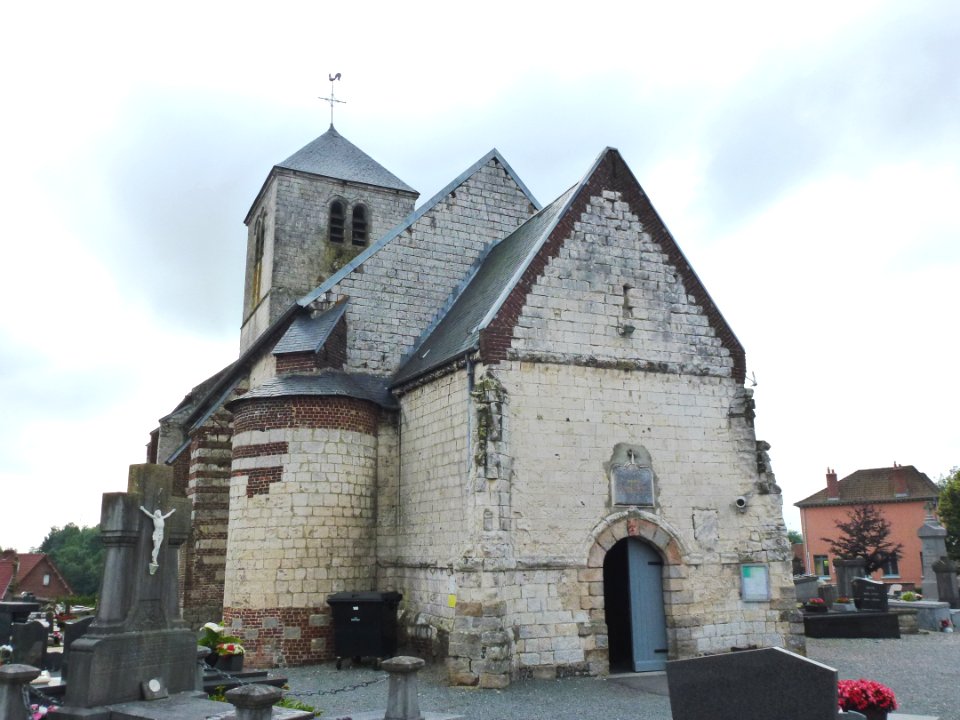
[826,468,839,500]
[892,465,908,497]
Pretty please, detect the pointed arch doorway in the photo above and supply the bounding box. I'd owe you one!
[604,537,668,672]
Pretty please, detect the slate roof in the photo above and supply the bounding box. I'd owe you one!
[274,299,347,355]
[278,125,416,194]
[795,465,939,507]
[393,185,578,386]
[229,370,397,410]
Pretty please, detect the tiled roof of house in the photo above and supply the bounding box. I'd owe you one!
[795,465,939,507]
[15,554,43,578]
[0,559,15,598]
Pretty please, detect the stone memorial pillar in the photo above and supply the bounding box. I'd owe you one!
[918,515,949,601]
[62,464,194,710]
[0,664,40,720]
[383,655,426,720]
[226,684,283,720]
[933,557,959,609]
[833,558,866,599]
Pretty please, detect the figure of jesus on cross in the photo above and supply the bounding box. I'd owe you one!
[139,505,176,575]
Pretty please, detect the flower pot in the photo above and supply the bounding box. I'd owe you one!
[860,710,888,720]
[217,654,244,673]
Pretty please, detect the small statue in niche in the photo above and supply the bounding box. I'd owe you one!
[139,505,176,575]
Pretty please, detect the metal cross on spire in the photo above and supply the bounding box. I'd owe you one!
[319,72,346,127]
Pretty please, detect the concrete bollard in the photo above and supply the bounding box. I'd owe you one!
[382,655,426,720]
[225,683,283,720]
[0,664,41,720]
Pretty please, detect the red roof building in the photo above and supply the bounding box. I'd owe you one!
[795,465,940,589]
[0,552,74,602]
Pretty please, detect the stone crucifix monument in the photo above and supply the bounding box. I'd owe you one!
[60,464,195,714]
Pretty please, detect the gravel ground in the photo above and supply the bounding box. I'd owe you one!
[279,632,960,719]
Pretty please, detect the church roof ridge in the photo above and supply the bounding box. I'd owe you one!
[298,148,540,309]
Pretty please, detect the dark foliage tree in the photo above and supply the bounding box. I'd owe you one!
[37,523,104,597]
[823,504,903,575]
[938,467,960,561]
[787,529,803,545]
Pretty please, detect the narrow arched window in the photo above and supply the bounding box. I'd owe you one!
[351,205,368,246]
[329,200,345,243]
[252,212,266,301]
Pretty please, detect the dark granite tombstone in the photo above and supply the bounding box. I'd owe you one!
[852,578,888,611]
[60,615,95,681]
[60,464,194,714]
[803,611,900,639]
[11,620,47,667]
[667,646,839,720]
[0,601,40,644]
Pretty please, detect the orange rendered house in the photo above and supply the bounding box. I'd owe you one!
[796,465,939,590]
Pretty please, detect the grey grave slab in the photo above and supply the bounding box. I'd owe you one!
[11,620,47,667]
[667,646,838,720]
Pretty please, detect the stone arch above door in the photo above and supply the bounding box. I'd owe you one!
[586,511,687,569]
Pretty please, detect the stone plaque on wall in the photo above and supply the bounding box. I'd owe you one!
[613,465,654,506]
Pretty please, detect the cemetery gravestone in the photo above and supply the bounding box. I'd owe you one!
[10,620,47,668]
[0,601,40,644]
[60,464,194,714]
[833,558,866,599]
[60,615,95,681]
[918,515,948,601]
[667,646,839,720]
[852,578,888,612]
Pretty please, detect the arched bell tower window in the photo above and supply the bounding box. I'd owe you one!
[251,211,266,302]
[329,200,345,243]
[351,205,369,246]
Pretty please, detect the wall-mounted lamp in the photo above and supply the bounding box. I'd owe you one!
[618,324,636,337]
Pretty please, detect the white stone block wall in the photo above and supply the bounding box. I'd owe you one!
[225,425,378,610]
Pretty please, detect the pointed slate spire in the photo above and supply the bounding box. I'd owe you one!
[277,125,415,193]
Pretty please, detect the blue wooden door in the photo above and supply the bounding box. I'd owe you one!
[627,538,668,671]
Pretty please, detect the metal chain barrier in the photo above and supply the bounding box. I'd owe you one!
[283,674,385,698]
[20,685,34,720]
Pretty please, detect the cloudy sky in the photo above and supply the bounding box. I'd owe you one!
[2,1,957,552]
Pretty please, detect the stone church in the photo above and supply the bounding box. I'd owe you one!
[148,124,801,686]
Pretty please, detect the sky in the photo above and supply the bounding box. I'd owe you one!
[1,1,957,552]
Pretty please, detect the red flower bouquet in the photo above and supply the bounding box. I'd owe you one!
[838,678,898,713]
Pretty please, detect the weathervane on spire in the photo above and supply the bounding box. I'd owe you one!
[319,72,346,127]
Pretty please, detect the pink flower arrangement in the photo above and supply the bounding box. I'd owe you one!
[31,703,57,719]
[837,678,898,713]
[807,598,825,605]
